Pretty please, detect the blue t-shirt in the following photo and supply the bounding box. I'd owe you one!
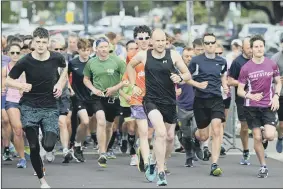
[189,54,227,98]
[177,83,194,111]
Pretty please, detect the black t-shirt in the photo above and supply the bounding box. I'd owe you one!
[9,51,66,108]
[68,57,93,102]
[189,54,227,98]
[228,54,249,98]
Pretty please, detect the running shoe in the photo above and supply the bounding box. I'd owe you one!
[185,158,193,167]
[210,164,223,176]
[194,138,203,160]
[164,163,171,175]
[240,152,251,165]
[46,151,55,163]
[156,171,167,186]
[40,183,50,189]
[130,154,138,166]
[145,163,157,182]
[73,146,85,162]
[106,149,116,159]
[276,137,283,153]
[220,146,226,156]
[2,148,13,161]
[62,150,73,163]
[257,166,268,178]
[137,147,145,172]
[17,158,27,168]
[98,154,107,168]
[203,147,211,161]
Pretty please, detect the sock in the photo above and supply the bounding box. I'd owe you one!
[91,133,97,144]
[261,165,267,168]
[122,132,127,140]
[107,131,117,151]
[63,148,68,154]
[74,141,81,147]
[128,134,135,148]
[4,147,9,152]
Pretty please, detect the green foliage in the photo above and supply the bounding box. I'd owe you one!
[1,1,18,23]
[103,1,151,16]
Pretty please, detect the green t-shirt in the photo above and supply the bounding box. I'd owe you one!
[119,86,132,107]
[83,54,126,97]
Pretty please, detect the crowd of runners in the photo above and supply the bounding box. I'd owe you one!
[1,25,283,189]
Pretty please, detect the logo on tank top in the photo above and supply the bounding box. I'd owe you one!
[163,60,167,64]
[138,71,145,78]
[107,69,114,75]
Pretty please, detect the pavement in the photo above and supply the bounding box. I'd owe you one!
[2,138,283,188]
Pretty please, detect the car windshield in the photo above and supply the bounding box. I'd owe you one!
[248,27,268,35]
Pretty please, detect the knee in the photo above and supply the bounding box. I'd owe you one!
[253,134,262,143]
[199,135,209,141]
[265,133,275,141]
[139,128,148,139]
[166,132,175,143]
[80,119,89,127]
[13,127,23,137]
[155,129,166,139]
[1,116,9,126]
[97,118,106,127]
[212,129,221,138]
[241,124,249,132]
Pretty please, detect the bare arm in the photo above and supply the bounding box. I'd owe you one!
[172,50,191,81]
[237,83,246,98]
[221,73,228,88]
[227,76,239,86]
[83,76,98,92]
[126,51,145,85]
[274,76,282,96]
[2,67,7,90]
[57,67,68,88]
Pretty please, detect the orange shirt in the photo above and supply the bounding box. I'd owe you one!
[123,51,146,105]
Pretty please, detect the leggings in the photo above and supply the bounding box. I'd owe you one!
[24,127,57,179]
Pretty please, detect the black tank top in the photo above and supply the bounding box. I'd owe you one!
[144,49,177,105]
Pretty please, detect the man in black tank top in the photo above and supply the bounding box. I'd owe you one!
[127,29,191,186]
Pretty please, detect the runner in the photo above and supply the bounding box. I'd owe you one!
[127,29,191,186]
[271,36,283,153]
[5,27,67,189]
[188,33,228,176]
[68,38,93,163]
[176,47,203,167]
[192,38,204,56]
[228,37,253,164]
[237,35,281,178]
[2,43,27,168]
[83,37,126,168]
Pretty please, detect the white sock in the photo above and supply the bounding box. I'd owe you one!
[63,148,68,154]
[74,142,81,147]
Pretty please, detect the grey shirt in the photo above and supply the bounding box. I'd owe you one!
[271,51,283,96]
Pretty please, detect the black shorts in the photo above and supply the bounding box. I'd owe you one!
[143,100,177,124]
[193,97,225,129]
[92,96,121,123]
[58,96,71,116]
[244,106,277,130]
[278,96,283,121]
[235,97,246,122]
[223,97,231,109]
[120,107,131,118]
[72,98,95,117]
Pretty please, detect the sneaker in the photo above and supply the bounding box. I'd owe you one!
[175,146,184,153]
[164,163,171,175]
[2,148,13,161]
[106,149,116,159]
[40,183,50,189]
[145,163,157,182]
[73,146,85,162]
[130,154,138,166]
[93,142,98,150]
[220,146,226,156]
[185,158,193,167]
[120,140,128,153]
[203,147,211,161]
[210,164,223,176]
[137,147,145,172]
[34,167,46,176]
[276,138,283,153]
[257,166,268,178]
[156,171,167,186]
[98,154,107,168]
[240,153,251,165]
[62,150,73,163]
[194,138,203,160]
[46,151,55,163]
[17,158,27,168]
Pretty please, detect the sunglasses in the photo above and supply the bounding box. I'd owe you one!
[10,52,21,55]
[55,48,64,51]
[204,41,216,45]
[137,37,150,41]
[216,52,223,55]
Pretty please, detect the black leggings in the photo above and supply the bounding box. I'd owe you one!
[24,127,57,179]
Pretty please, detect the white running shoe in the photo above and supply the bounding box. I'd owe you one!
[40,183,51,188]
[130,154,138,166]
[46,151,55,163]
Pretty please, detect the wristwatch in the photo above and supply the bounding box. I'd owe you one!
[179,75,183,83]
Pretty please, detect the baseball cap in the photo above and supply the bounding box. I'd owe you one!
[231,39,242,47]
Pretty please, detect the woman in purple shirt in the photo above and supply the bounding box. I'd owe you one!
[238,35,281,178]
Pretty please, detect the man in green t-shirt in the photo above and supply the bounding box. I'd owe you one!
[83,37,126,168]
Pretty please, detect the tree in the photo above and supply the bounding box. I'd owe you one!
[1,1,18,23]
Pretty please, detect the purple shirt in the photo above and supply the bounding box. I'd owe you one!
[2,55,10,67]
[238,57,280,107]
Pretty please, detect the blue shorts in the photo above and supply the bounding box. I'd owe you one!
[1,95,6,109]
[5,101,20,110]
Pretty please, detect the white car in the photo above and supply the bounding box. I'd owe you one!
[238,23,271,39]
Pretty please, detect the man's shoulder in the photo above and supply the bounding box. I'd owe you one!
[191,54,204,62]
